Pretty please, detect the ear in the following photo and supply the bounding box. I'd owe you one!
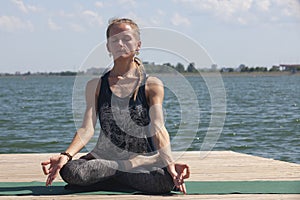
[106,42,111,53]
[136,40,141,51]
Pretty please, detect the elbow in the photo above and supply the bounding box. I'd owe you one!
[77,127,94,141]
[85,127,95,136]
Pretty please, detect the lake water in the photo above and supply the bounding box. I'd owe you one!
[0,74,299,164]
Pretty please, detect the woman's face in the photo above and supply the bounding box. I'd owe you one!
[107,23,141,60]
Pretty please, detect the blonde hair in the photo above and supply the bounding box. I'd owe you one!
[106,18,144,101]
[106,18,140,40]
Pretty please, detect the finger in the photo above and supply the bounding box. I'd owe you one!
[42,166,49,175]
[49,164,62,175]
[179,184,184,194]
[183,166,190,179]
[46,175,52,186]
[177,182,183,193]
[46,172,56,187]
[41,160,51,175]
[48,166,54,174]
[181,182,187,194]
[47,166,62,186]
[41,161,50,167]
[186,165,190,174]
[179,173,183,179]
[173,176,180,186]
[42,164,50,175]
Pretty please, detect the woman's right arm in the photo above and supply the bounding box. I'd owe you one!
[64,78,100,156]
[41,78,101,186]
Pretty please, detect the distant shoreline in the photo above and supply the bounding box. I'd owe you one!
[0,71,299,77]
[182,71,299,77]
[220,71,300,77]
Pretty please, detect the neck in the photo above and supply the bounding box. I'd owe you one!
[111,57,137,76]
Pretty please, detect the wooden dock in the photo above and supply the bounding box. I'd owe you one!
[1,151,300,199]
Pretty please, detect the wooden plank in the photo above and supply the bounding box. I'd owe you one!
[0,151,300,199]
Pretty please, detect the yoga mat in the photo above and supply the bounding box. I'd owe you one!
[0,181,136,195]
[0,181,300,196]
[185,181,300,194]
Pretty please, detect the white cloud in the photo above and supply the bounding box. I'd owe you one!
[178,0,252,16]
[95,1,104,8]
[174,0,254,25]
[157,9,166,16]
[58,10,75,18]
[70,23,85,32]
[150,17,162,26]
[149,10,166,26]
[171,13,191,26]
[27,5,42,12]
[276,0,300,18]
[117,0,136,7]
[201,0,253,19]
[82,10,98,18]
[0,15,34,32]
[255,0,271,11]
[11,0,42,13]
[237,17,248,25]
[174,0,300,25]
[82,10,103,27]
[48,18,62,31]
[55,8,104,32]
[11,0,27,13]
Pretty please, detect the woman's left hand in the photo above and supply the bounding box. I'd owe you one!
[167,163,190,194]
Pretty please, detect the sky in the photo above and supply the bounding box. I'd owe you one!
[1,0,300,73]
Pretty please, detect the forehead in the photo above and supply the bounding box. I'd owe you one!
[109,23,134,37]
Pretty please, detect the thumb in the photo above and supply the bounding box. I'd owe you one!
[167,164,177,176]
[41,160,50,166]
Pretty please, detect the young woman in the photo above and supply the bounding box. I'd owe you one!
[41,18,190,194]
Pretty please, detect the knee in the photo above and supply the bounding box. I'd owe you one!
[60,160,89,186]
[149,168,174,194]
[59,162,74,184]
[124,168,175,194]
[147,177,174,194]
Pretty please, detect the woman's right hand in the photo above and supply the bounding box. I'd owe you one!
[41,154,69,186]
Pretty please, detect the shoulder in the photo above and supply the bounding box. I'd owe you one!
[145,76,164,105]
[146,76,163,86]
[146,76,164,92]
[86,77,101,97]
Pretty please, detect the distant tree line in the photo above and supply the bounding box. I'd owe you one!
[143,62,198,74]
[1,62,299,77]
[1,71,84,76]
[221,64,300,73]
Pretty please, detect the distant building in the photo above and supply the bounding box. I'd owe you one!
[220,67,234,72]
[211,64,218,71]
[270,65,281,71]
[279,64,300,73]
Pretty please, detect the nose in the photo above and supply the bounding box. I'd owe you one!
[117,39,124,47]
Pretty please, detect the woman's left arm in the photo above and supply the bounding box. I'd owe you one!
[145,76,190,194]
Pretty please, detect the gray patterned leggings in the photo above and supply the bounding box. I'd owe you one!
[59,156,175,194]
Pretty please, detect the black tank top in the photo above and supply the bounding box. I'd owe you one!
[92,71,155,159]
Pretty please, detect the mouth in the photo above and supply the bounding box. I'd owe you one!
[118,47,129,52]
[115,49,131,56]
[117,50,127,53]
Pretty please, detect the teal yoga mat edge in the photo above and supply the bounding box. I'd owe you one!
[1,181,300,195]
[0,181,136,196]
[185,181,300,194]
